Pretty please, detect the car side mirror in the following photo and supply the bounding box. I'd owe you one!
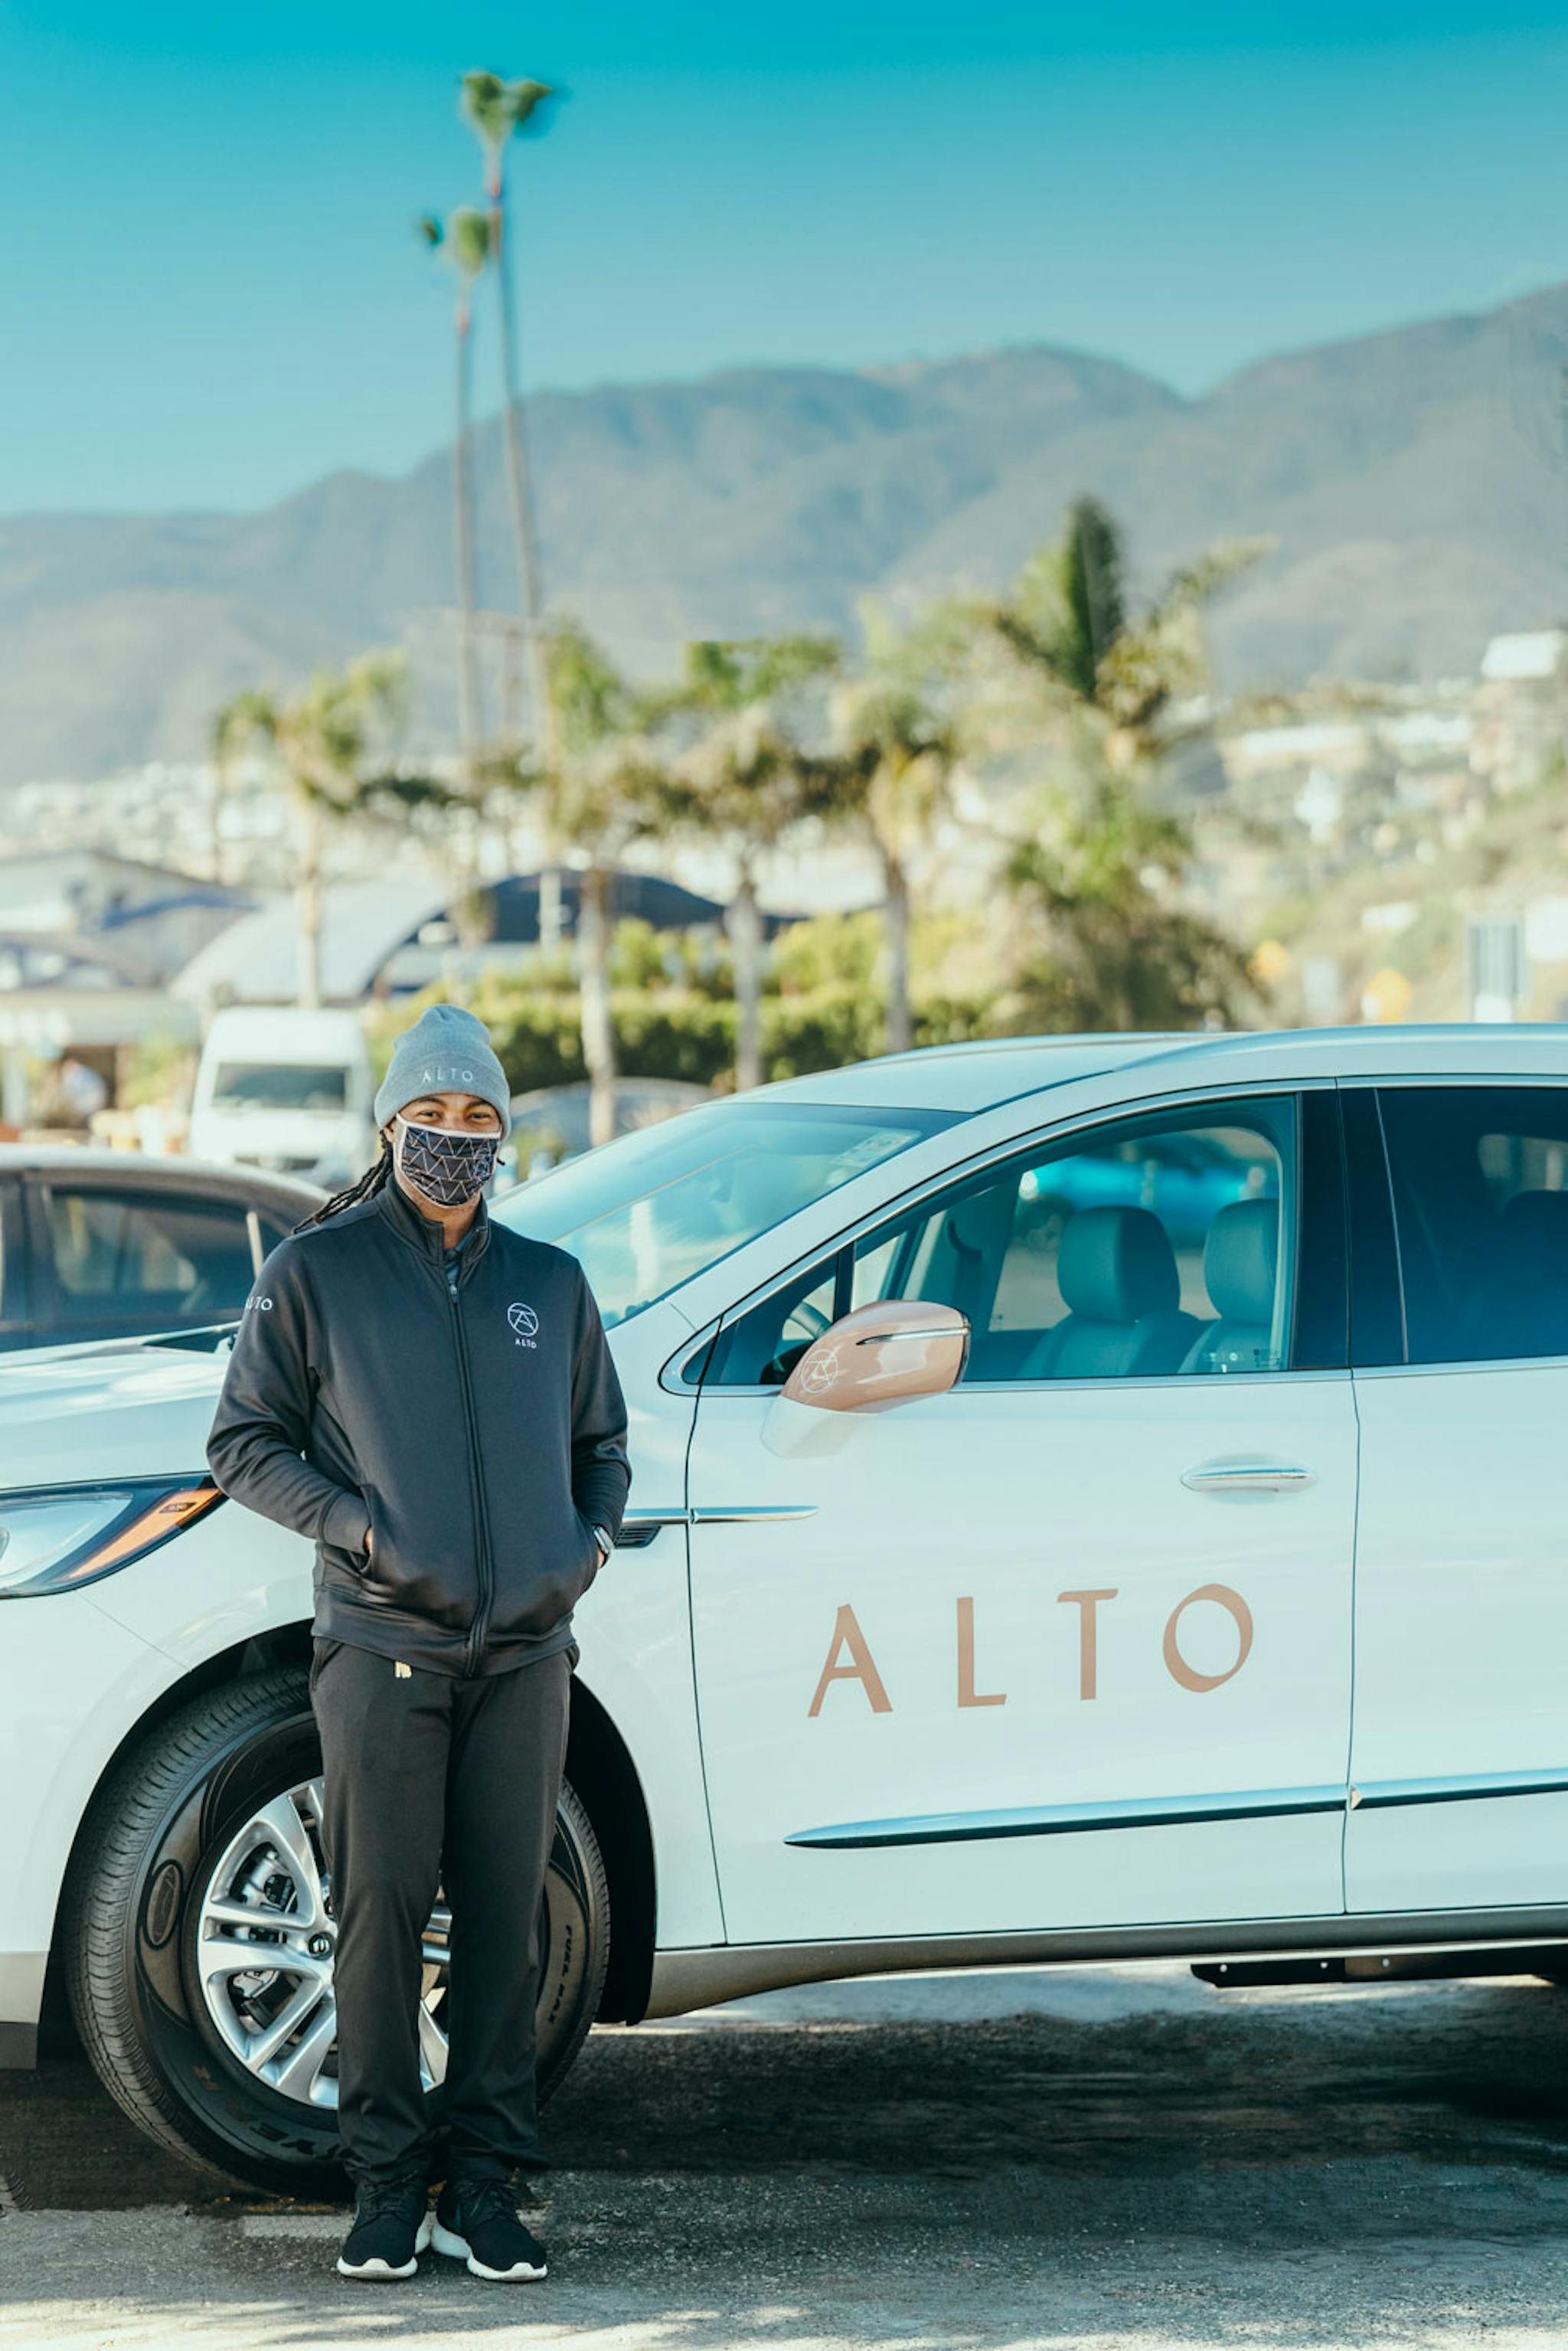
[780,1300,970,1414]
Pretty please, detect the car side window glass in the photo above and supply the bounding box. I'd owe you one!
[1377,1085,1568,1365]
[707,1258,842,1387]
[705,1097,1299,1388]
[46,1189,256,1323]
[852,1098,1296,1381]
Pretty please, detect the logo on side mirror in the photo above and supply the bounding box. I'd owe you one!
[781,1300,970,1414]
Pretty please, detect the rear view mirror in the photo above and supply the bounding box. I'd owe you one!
[781,1300,969,1414]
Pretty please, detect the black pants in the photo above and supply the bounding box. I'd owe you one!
[311,1636,573,2188]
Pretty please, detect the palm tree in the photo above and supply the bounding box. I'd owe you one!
[419,206,492,772]
[213,655,409,1007]
[1004,766,1254,1032]
[208,692,266,887]
[961,499,1265,1032]
[819,613,959,1054]
[657,636,838,1089]
[537,622,668,1144]
[978,495,1264,774]
[459,70,566,943]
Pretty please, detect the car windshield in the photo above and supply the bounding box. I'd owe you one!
[211,1063,349,1113]
[493,1098,958,1326]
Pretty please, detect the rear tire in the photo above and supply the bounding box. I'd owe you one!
[64,1663,609,2195]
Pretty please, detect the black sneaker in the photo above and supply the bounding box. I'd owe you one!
[336,2173,433,2279]
[432,2176,548,2281]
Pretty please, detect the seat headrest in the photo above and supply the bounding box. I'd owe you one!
[1501,1189,1568,1264]
[946,1184,1011,1255]
[1058,1205,1179,1323]
[1204,1198,1279,1323]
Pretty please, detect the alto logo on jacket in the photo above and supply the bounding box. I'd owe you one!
[508,1302,541,1348]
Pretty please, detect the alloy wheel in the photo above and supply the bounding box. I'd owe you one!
[193,1773,452,2107]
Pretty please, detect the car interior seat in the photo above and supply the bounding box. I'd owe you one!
[1181,1197,1280,1375]
[1472,1189,1568,1361]
[925,1182,1021,1376]
[1021,1204,1198,1379]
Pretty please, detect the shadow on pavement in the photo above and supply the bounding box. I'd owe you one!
[5,1971,1568,2345]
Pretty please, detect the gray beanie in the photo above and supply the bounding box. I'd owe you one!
[374,1004,511,1132]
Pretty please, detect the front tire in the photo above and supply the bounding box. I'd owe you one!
[64,1663,609,2196]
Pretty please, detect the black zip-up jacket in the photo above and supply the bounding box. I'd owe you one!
[206,1178,630,1676]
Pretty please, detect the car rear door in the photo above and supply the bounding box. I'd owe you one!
[1343,1080,1568,1915]
[686,1086,1359,1947]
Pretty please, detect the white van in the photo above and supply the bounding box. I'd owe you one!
[189,1007,376,1192]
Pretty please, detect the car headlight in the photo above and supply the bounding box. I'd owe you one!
[0,1479,225,1599]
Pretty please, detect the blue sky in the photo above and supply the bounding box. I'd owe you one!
[2,0,1566,513]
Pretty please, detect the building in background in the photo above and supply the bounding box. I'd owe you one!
[1472,631,1568,796]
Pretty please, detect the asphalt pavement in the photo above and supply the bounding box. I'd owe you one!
[5,1963,1568,2348]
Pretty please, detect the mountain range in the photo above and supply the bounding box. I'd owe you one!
[3,283,1567,791]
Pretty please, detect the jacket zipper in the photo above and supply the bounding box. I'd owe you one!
[447,1251,495,1676]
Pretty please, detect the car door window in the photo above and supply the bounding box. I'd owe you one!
[254,1211,296,1260]
[708,1096,1297,1385]
[45,1187,256,1326]
[1376,1084,1568,1364]
[0,1179,25,1333]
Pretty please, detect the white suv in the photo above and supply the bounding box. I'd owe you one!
[6,1025,1568,2191]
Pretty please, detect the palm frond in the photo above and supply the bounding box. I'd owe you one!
[461,69,556,167]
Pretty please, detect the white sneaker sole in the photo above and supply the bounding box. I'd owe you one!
[337,2212,433,2278]
[431,2218,547,2280]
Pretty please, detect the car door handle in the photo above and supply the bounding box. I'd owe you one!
[1181,1462,1317,1494]
[690,1505,819,1525]
[619,1506,819,1545]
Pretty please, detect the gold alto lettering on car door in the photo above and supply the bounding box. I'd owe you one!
[1162,1583,1254,1693]
[807,1603,893,1717]
[956,1596,1006,1708]
[1056,1587,1119,1701]
[805,1584,1261,1716]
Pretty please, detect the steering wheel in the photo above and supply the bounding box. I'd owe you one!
[760,1298,833,1386]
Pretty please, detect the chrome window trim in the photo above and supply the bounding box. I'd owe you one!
[1354,1355,1568,1380]
[659,1317,723,1398]
[692,1368,1354,1403]
[664,1075,1331,1397]
[1338,1071,1568,1090]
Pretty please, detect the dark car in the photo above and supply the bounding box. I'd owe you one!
[0,1146,324,1352]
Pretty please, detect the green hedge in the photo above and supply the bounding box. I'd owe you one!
[373,982,995,1095]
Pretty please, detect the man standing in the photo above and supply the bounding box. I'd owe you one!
[207,1003,629,2283]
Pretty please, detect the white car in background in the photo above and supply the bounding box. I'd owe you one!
[5,1025,1568,2191]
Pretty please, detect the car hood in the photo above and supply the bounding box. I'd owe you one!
[0,1333,229,1480]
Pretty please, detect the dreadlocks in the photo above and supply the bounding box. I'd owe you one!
[293,1134,394,1232]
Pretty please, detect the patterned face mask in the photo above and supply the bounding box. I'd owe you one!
[394,1117,501,1207]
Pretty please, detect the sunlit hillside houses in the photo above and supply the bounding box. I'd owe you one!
[1472,629,1568,796]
